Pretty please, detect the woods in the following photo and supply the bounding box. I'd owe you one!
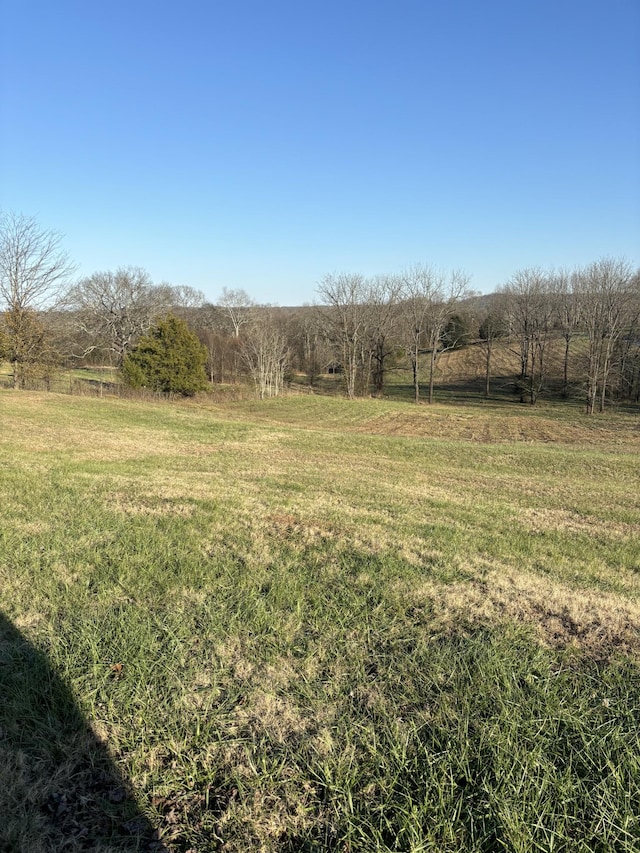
[1,212,639,409]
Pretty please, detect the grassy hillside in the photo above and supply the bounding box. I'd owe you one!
[1,390,639,851]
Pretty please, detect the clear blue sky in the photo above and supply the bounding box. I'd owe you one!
[1,0,639,304]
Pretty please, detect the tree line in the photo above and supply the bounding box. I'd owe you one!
[1,211,639,411]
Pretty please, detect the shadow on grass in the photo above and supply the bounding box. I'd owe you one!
[0,611,163,852]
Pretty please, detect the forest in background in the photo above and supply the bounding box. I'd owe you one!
[1,211,639,413]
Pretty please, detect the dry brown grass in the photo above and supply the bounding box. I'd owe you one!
[405,564,640,658]
[522,507,640,538]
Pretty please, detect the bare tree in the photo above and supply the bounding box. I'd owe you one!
[280,307,330,388]
[316,273,370,399]
[400,265,435,404]
[153,283,205,321]
[192,303,228,384]
[614,270,640,404]
[365,275,403,397]
[218,287,255,338]
[64,267,174,365]
[477,298,508,398]
[576,258,637,413]
[241,308,289,398]
[552,269,582,399]
[502,269,554,405]
[0,212,75,387]
[400,265,470,403]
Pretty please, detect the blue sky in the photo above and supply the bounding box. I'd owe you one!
[1,0,639,304]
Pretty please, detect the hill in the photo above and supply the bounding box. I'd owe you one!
[1,390,639,851]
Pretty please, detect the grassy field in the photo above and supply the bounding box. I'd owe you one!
[1,390,639,852]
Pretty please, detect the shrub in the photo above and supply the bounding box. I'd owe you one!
[122,315,208,396]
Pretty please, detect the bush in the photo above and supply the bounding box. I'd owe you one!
[122,315,208,396]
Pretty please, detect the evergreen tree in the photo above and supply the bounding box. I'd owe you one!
[122,315,208,396]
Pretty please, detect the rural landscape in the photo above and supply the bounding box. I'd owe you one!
[1,212,639,851]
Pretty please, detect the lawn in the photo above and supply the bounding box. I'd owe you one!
[1,390,639,852]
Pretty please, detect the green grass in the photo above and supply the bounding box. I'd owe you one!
[1,390,639,851]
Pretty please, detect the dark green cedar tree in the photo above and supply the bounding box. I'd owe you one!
[122,314,208,396]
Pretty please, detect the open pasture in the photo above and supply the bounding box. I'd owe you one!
[1,391,639,852]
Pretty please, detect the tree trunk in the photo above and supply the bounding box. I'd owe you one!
[372,339,385,396]
[562,335,570,398]
[484,342,492,397]
[586,379,597,414]
[428,346,437,404]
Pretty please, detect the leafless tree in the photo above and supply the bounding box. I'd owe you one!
[0,212,75,387]
[192,303,228,384]
[206,287,257,382]
[614,270,640,404]
[575,258,638,413]
[477,297,508,398]
[502,268,554,404]
[552,269,582,399]
[316,273,370,399]
[280,308,330,387]
[299,311,327,387]
[241,308,289,398]
[218,287,255,338]
[399,265,435,404]
[400,265,470,403]
[365,275,403,397]
[154,283,205,322]
[63,267,177,365]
